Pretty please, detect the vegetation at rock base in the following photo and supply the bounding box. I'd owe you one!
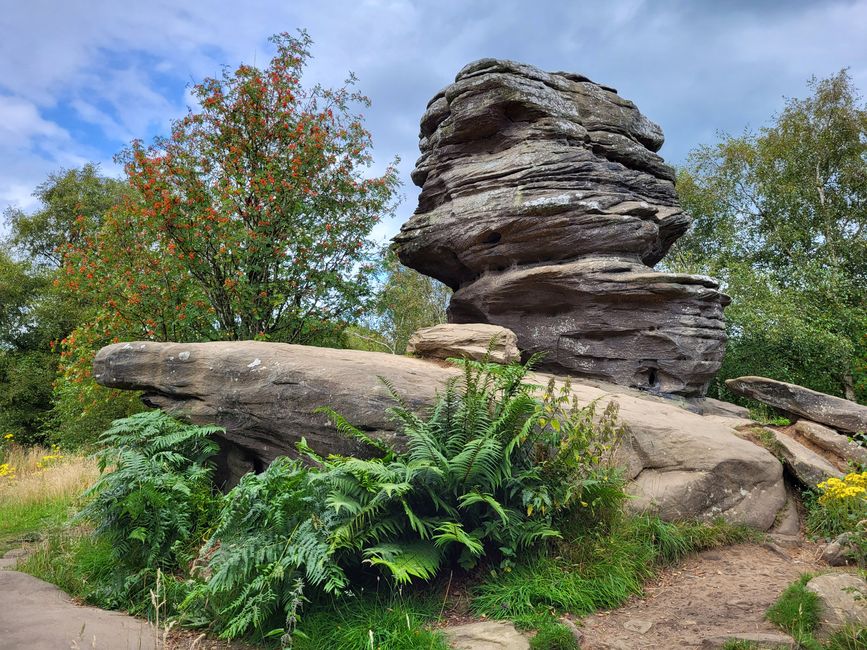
[669,69,867,407]
[6,359,753,648]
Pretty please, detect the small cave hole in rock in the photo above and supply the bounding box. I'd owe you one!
[647,367,659,388]
[483,231,502,245]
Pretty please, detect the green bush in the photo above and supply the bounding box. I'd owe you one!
[185,359,627,641]
[78,411,220,574]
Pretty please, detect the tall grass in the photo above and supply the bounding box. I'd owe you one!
[0,442,97,552]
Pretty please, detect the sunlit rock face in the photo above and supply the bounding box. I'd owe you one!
[393,58,730,396]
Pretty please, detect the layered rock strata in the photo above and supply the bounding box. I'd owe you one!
[393,58,729,395]
[93,341,785,528]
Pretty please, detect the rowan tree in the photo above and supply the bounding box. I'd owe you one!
[64,31,399,345]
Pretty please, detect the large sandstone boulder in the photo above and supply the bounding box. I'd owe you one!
[767,429,842,488]
[726,377,867,433]
[393,58,729,396]
[406,323,519,364]
[93,341,785,529]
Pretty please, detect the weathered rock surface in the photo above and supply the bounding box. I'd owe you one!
[443,620,529,650]
[794,420,867,465]
[94,341,786,529]
[726,377,867,433]
[393,58,730,396]
[406,323,519,364]
[805,573,867,636]
[820,534,853,567]
[769,429,842,488]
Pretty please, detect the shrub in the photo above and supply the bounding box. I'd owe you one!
[765,574,821,646]
[187,359,628,641]
[77,411,220,574]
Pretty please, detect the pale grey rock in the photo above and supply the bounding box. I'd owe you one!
[701,632,795,648]
[443,620,529,650]
[805,573,867,635]
[794,420,867,464]
[688,397,752,419]
[770,486,801,537]
[406,323,519,364]
[394,58,729,396]
[769,429,843,487]
[623,619,653,634]
[821,534,853,567]
[726,377,867,433]
[93,341,786,528]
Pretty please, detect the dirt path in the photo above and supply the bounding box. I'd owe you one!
[578,541,823,649]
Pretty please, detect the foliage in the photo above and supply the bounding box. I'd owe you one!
[292,593,449,650]
[181,457,343,641]
[1,166,134,446]
[185,360,626,641]
[61,31,398,348]
[765,574,821,648]
[805,472,867,567]
[529,619,580,650]
[668,70,867,403]
[351,248,451,354]
[77,411,220,574]
[471,515,756,623]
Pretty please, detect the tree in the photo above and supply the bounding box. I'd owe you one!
[349,248,451,354]
[669,70,867,403]
[64,31,399,345]
[0,166,135,445]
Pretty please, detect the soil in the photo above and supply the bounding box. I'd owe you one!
[577,540,824,649]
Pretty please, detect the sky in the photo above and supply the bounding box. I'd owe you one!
[1,0,865,242]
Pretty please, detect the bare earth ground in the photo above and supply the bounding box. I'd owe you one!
[577,541,823,649]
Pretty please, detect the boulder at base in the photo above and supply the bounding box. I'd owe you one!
[93,341,785,529]
[725,377,867,434]
[406,323,520,364]
[805,573,867,636]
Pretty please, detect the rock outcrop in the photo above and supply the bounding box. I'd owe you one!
[726,377,867,433]
[766,428,842,488]
[805,573,867,636]
[93,341,785,529]
[406,323,519,364]
[795,420,867,465]
[393,58,730,396]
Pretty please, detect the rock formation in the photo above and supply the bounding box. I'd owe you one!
[393,59,729,396]
[406,323,519,364]
[93,341,785,529]
[726,376,867,433]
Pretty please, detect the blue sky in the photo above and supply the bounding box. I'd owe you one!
[1,0,865,242]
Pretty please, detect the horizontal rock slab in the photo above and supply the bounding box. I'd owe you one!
[406,323,519,364]
[726,377,867,434]
[94,341,785,529]
[443,620,529,650]
[794,420,867,465]
[768,429,842,488]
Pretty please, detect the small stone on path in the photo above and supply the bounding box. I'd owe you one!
[443,620,529,650]
[806,573,867,636]
[700,631,795,648]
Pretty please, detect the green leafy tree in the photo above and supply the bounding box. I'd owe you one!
[349,248,451,354]
[64,30,399,346]
[669,70,867,403]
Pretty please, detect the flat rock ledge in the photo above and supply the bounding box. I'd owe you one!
[406,323,520,364]
[94,341,786,529]
[726,376,867,434]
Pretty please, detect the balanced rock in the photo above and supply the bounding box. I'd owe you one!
[93,341,785,528]
[406,323,519,364]
[393,58,729,396]
[726,377,867,433]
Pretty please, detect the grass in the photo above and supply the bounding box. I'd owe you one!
[0,442,97,553]
[471,515,759,624]
[529,619,580,650]
[292,593,449,650]
[765,573,822,649]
